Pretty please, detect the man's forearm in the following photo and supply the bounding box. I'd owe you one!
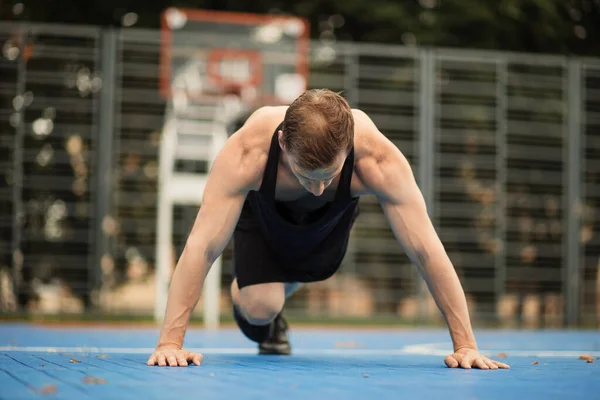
[157,239,209,348]
[418,251,478,351]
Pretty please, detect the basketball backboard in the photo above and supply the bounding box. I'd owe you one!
[160,8,310,106]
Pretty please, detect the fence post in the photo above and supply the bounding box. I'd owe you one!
[344,42,359,277]
[94,28,118,305]
[12,28,27,308]
[343,43,359,109]
[565,59,582,327]
[494,60,508,320]
[417,49,435,320]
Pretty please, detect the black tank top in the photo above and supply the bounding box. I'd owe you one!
[243,124,359,263]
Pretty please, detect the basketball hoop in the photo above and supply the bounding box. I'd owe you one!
[206,49,263,96]
[160,8,309,105]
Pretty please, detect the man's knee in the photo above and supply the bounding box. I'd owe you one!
[232,280,285,325]
[240,298,282,325]
[230,279,241,304]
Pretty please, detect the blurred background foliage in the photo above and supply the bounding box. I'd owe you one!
[1,0,600,55]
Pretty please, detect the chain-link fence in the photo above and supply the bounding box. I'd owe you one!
[1,22,599,327]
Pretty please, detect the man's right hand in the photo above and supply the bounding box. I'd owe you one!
[147,345,203,367]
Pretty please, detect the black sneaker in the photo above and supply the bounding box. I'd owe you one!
[258,314,291,355]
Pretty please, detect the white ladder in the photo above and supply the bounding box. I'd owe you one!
[154,95,240,329]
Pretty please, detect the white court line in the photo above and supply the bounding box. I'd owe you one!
[0,346,410,356]
[1,344,599,358]
[403,343,600,358]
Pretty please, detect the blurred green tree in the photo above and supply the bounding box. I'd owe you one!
[1,0,599,55]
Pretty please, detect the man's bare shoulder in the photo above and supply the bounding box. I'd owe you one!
[352,108,403,165]
[351,108,413,198]
[220,106,288,191]
[235,106,287,147]
[233,105,287,165]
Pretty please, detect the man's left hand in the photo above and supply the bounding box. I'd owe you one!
[445,348,510,370]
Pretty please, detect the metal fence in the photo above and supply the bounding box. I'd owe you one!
[1,21,599,327]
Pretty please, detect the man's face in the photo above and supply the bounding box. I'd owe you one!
[287,152,346,197]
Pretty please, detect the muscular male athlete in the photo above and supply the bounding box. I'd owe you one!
[147,89,509,370]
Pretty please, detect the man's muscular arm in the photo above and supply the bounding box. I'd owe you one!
[355,111,509,370]
[148,110,266,367]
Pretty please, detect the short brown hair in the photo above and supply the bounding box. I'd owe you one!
[281,89,354,170]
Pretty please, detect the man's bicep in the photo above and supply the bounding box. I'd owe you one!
[187,140,254,264]
[189,185,246,264]
[356,114,445,267]
[373,154,444,266]
[378,183,441,264]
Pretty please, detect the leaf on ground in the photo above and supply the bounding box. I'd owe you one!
[83,376,107,385]
[31,384,57,395]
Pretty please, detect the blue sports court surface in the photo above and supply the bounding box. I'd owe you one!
[0,323,598,399]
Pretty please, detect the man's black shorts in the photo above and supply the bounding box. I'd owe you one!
[233,200,359,289]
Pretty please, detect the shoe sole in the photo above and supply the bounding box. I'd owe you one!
[259,343,292,355]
